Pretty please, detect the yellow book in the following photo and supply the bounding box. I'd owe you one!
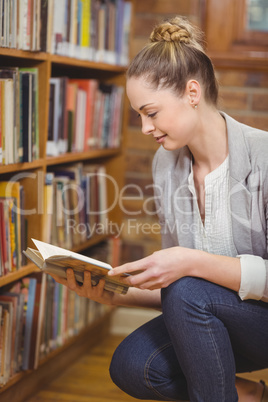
[81,0,90,48]
[0,181,21,270]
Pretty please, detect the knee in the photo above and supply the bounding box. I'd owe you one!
[161,277,211,316]
[109,341,128,389]
[109,338,146,399]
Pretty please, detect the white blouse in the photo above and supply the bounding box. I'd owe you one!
[188,155,237,257]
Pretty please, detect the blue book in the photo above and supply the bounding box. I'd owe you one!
[22,277,37,370]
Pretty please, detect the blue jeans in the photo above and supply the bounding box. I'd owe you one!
[109,277,268,402]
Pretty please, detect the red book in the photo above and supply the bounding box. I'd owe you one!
[69,79,98,151]
[66,82,77,152]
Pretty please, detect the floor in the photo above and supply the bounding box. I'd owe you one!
[25,335,268,402]
[25,335,154,402]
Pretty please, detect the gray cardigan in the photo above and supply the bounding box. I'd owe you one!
[152,112,268,302]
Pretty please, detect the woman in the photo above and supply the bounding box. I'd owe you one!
[52,16,268,402]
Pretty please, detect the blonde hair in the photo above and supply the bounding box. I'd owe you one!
[127,16,218,105]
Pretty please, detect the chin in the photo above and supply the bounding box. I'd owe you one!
[162,143,181,151]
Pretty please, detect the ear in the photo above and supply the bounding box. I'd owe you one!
[186,80,201,109]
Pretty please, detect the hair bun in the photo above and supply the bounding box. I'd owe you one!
[150,25,190,44]
[149,16,205,51]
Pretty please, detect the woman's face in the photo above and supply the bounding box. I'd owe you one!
[126,76,199,151]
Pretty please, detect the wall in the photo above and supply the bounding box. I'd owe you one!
[217,70,268,131]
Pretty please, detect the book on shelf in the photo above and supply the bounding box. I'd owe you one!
[43,163,109,249]
[23,238,130,295]
[0,271,108,385]
[1,0,132,66]
[21,276,37,370]
[47,77,123,156]
[0,66,39,165]
[0,181,24,275]
[0,302,12,385]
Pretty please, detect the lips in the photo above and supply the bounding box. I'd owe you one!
[155,134,167,143]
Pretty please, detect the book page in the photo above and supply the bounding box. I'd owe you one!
[31,239,112,269]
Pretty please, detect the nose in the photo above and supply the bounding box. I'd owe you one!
[141,117,155,136]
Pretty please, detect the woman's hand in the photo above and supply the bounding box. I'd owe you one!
[49,269,116,306]
[108,246,195,290]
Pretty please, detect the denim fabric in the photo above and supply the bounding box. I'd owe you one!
[109,277,268,401]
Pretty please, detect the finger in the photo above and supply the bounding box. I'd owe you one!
[108,259,147,276]
[49,273,68,286]
[83,272,106,296]
[138,281,162,290]
[93,278,106,297]
[66,269,81,291]
[84,271,93,288]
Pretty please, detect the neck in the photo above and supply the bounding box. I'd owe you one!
[189,107,228,173]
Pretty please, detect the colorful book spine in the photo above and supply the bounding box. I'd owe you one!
[0,0,131,66]
[47,78,123,156]
[22,277,37,370]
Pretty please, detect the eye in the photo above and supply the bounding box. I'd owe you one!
[148,112,157,118]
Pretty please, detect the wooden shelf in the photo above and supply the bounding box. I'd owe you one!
[49,54,127,72]
[0,264,39,287]
[0,160,45,174]
[45,148,122,166]
[0,48,128,73]
[0,48,47,60]
[0,148,122,174]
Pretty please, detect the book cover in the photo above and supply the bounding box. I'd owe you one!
[47,77,60,156]
[58,77,68,154]
[0,300,13,385]
[22,276,37,370]
[43,172,54,244]
[68,79,97,151]
[3,78,14,165]
[20,67,39,161]
[40,0,48,51]
[46,0,54,53]
[5,284,26,373]
[20,71,30,162]
[0,199,11,274]
[0,308,10,385]
[28,273,46,369]
[66,82,77,152]
[0,181,21,270]
[0,292,23,375]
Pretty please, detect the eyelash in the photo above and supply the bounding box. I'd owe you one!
[137,112,157,118]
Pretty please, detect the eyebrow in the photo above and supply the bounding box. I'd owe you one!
[139,103,153,111]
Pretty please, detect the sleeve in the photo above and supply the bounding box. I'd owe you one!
[238,254,267,301]
[238,202,268,303]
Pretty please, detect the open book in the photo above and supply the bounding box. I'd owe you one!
[23,239,129,295]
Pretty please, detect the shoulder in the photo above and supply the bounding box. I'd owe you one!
[224,112,268,166]
[225,113,268,202]
[239,120,268,151]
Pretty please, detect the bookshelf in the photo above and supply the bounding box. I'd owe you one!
[0,0,133,400]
